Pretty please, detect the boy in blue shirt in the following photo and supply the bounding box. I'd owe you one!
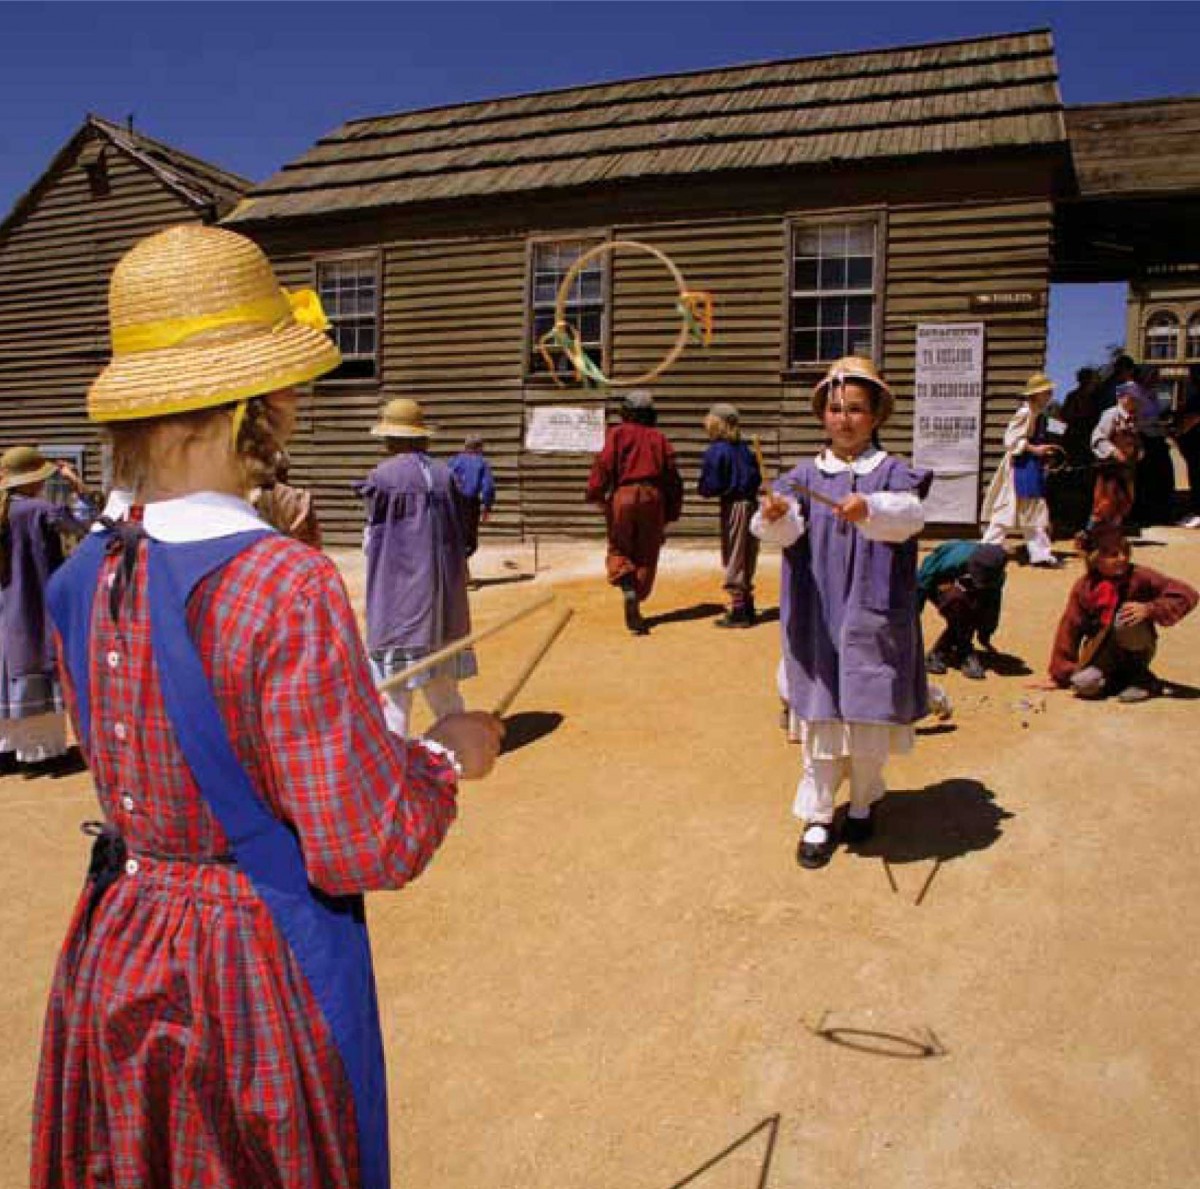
[697,403,762,627]
[448,434,497,559]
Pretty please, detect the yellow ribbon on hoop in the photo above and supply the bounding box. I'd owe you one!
[112,289,331,356]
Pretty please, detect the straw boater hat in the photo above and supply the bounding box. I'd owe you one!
[0,446,58,491]
[370,397,434,439]
[87,225,341,423]
[1020,372,1055,398]
[812,356,893,423]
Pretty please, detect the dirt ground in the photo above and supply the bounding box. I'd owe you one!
[3,527,1199,1188]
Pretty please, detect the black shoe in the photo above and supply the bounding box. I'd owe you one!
[622,587,647,634]
[842,808,876,845]
[797,827,836,869]
[925,651,948,675]
[714,605,752,629]
[961,652,986,680]
[0,751,18,777]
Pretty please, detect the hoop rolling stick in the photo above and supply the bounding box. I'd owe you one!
[492,606,574,716]
[537,239,713,388]
[378,592,556,693]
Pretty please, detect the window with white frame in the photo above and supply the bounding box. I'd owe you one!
[1187,312,1200,359]
[1144,310,1180,361]
[788,219,878,366]
[316,256,379,380]
[529,239,605,379]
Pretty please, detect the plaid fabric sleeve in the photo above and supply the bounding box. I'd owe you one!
[254,552,460,896]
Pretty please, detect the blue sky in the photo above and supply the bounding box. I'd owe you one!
[3,2,1196,392]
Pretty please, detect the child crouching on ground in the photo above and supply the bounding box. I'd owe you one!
[753,356,931,870]
[918,541,1008,680]
[697,402,761,627]
[1033,524,1197,702]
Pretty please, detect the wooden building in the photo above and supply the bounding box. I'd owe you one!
[0,114,249,486]
[1058,98,1200,409]
[227,28,1069,545]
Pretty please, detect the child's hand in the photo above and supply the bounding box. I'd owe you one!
[759,493,790,523]
[1025,676,1061,691]
[835,493,869,524]
[1115,601,1150,627]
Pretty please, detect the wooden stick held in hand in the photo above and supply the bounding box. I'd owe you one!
[493,606,574,716]
[379,592,556,693]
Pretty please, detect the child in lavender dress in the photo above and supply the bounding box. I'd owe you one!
[753,357,931,869]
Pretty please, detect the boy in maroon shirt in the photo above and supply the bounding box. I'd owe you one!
[1033,525,1197,702]
[587,389,683,634]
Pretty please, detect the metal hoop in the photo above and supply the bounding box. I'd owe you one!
[549,239,703,388]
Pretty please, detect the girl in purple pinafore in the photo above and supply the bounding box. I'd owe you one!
[753,357,931,870]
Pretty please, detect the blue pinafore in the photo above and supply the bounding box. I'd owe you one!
[47,525,390,1189]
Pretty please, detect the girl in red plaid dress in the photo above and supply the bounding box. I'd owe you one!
[32,226,502,1189]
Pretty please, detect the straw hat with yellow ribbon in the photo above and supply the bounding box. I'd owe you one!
[370,397,435,439]
[1020,372,1055,398]
[0,446,58,491]
[812,355,894,423]
[87,224,341,424]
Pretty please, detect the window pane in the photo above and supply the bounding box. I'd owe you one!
[795,226,821,256]
[820,224,847,257]
[847,296,874,327]
[792,297,819,329]
[792,328,818,363]
[846,256,874,290]
[820,328,844,361]
[849,329,873,357]
[579,268,603,303]
[819,257,847,291]
[534,276,558,305]
[1188,317,1200,358]
[845,224,874,256]
[792,257,819,291]
[577,308,603,343]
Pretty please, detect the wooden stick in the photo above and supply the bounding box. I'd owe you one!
[882,858,899,894]
[751,434,768,494]
[913,858,943,907]
[492,606,574,716]
[783,478,843,511]
[379,592,555,693]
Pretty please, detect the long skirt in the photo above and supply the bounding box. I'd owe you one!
[605,483,666,601]
[0,664,67,761]
[32,856,361,1188]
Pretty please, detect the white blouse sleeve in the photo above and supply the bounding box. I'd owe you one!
[1003,405,1033,454]
[751,499,805,548]
[860,491,925,543]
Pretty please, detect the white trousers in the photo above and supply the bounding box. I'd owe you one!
[982,519,1053,564]
[0,711,68,763]
[793,748,887,824]
[380,674,465,739]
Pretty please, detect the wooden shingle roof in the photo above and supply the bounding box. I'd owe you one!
[1065,96,1200,199]
[227,27,1064,225]
[0,115,252,246]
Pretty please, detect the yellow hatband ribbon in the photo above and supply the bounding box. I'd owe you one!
[111,289,331,356]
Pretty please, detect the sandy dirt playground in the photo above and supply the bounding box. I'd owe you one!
[2,530,1199,1188]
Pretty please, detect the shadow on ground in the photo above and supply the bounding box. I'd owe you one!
[644,601,724,629]
[982,649,1033,677]
[469,572,536,590]
[846,778,1011,864]
[500,710,565,754]
[664,1114,780,1189]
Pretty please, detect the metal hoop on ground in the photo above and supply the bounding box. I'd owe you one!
[536,239,714,388]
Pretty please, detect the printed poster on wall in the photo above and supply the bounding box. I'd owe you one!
[524,406,606,453]
[912,322,985,523]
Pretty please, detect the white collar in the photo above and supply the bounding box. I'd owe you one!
[816,446,887,476]
[98,490,272,543]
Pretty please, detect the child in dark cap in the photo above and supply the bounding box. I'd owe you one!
[918,541,1008,680]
